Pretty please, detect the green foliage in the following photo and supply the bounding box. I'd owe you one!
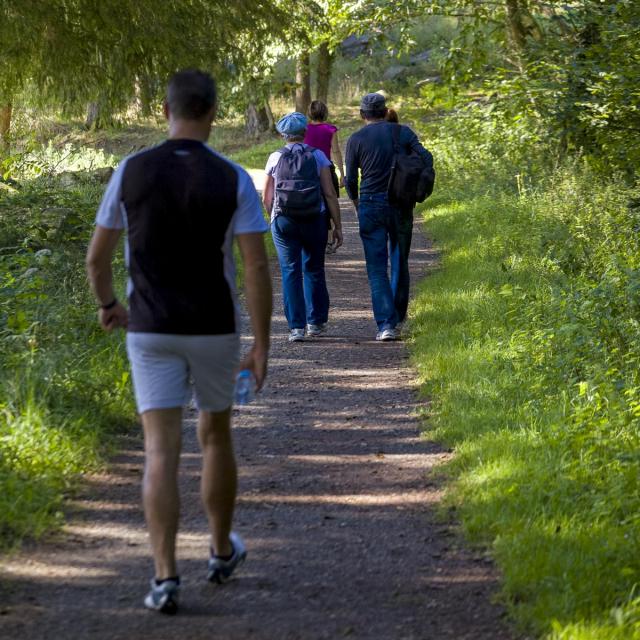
[410,105,640,637]
[0,145,135,547]
[0,0,287,123]
[331,1,640,175]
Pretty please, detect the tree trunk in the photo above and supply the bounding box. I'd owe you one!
[245,102,271,139]
[505,0,527,50]
[137,75,155,117]
[295,51,311,114]
[264,99,275,132]
[85,102,101,130]
[85,100,112,130]
[316,42,334,104]
[0,102,12,151]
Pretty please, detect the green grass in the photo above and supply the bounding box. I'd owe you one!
[0,161,136,546]
[228,135,282,170]
[410,110,640,637]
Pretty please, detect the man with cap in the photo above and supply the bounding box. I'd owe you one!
[345,93,433,340]
[263,111,343,343]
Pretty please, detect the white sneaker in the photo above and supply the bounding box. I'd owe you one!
[376,328,398,341]
[306,323,327,337]
[207,531,247,584]
[288,328,305,342]
[144,578,180,614]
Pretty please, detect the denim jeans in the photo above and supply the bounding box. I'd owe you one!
[357,192,402,331]
[391,207,413,323]
[271,214,329,329]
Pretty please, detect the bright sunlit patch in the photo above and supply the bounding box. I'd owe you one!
[239,490,439,506]
[246,168,265,190]
[286,453,444,467]
[63,523,147,541]
[2,560,118,579]
[67,499,138,511]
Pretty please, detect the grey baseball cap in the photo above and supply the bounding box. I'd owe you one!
[360,92,386,111]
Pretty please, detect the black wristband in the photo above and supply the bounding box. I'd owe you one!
[100,298,118,310]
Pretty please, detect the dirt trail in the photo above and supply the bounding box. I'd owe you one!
[1,199,513,640]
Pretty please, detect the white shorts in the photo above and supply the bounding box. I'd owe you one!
[126,332,240,414]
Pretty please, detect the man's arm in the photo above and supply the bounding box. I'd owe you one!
[405,126,434,170]
[86,225,128,331]
[344,136,359,211]
[236,232,272,390]
[320,167,343,248]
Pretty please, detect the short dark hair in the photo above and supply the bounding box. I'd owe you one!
[360,108,387,121]
[308,100,328,121]
[167,69,217,120]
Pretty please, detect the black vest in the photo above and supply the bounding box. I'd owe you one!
[122,140,238,334]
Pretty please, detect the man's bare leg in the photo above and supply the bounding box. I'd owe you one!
[198,408,236,557]
[142,408,182,579]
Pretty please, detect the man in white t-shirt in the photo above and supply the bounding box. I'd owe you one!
[86,69,272,614]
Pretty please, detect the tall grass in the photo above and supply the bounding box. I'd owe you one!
[0,151,136,546]
[410,104,640,638]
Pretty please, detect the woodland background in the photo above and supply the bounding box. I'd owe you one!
[1,2,639,638]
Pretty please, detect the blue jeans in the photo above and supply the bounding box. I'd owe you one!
[357,193,401,331]
[391,208,413,323]
[271,214,329,329]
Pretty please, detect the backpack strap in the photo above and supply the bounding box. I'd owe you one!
[273,147,289,176]
[387,124,402,201]
[391,123,401,153]
[286,144,321,173]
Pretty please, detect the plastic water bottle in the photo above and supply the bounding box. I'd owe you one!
[234,369,256,405]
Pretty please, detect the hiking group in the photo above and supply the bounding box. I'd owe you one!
[86,69,434,614]
[264,92,433,344]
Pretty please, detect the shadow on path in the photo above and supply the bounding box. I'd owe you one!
[0,200,513,640]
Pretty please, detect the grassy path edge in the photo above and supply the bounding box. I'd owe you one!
[409,169,640,639]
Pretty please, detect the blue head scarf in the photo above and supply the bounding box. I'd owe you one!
[276,112,307,138]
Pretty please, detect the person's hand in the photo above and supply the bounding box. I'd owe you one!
[339,175,345,188]
[238,344,269,391]
[332,228,344,249]
[98,302,128,331]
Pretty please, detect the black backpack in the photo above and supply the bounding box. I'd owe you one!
[387,124,435,208]
[274,144,322,219]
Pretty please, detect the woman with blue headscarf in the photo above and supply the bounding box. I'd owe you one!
[263,112,343,343]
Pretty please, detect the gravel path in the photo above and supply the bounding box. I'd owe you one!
[0,199,513,639]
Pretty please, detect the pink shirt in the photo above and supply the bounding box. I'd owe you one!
[304,123,337,161]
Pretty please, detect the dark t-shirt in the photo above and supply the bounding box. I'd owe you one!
[344,121,433,200]
[95,139,268,335]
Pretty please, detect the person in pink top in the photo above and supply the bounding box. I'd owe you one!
[304,100,345,253]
